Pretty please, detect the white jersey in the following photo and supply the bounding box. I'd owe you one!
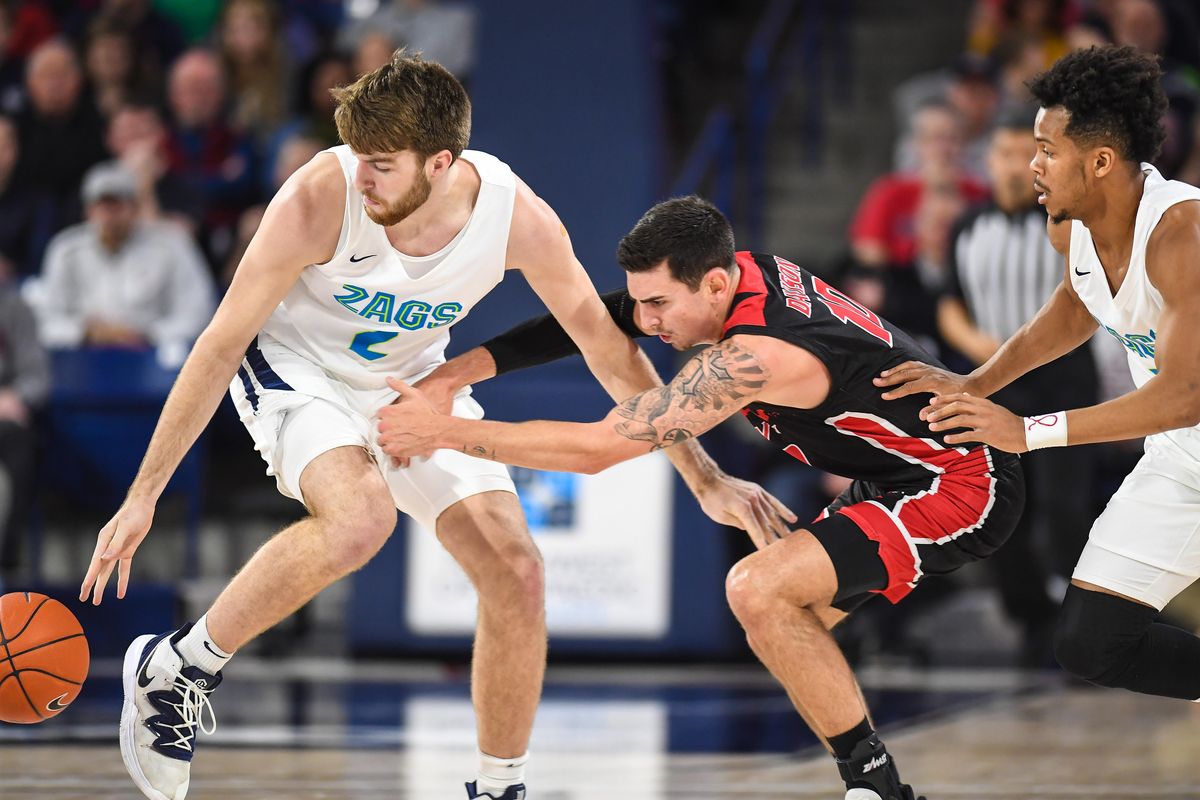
[1068,162,1200,460]
[255,145,516,395]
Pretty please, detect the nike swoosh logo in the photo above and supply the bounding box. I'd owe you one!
[137,657,154,688]
[1074,266,1091,276]
[47,693,69,711]
[349,253,375,263]
[203,641,225,659]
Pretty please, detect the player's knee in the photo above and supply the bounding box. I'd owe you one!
[329,501,398,572]
[1053,585,1155,686]
[725,559,772,628]
[500,548,545,615]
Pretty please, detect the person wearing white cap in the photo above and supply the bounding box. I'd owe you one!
[34,160,215,356]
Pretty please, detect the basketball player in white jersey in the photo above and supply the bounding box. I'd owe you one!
[879,46,1200,704]
[76,51,794,800]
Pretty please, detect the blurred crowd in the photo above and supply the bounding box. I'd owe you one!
[0,0,477,580]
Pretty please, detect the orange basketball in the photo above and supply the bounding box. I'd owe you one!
[0,592,89,724]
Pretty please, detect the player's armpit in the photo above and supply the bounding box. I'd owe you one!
[607,339,769,452]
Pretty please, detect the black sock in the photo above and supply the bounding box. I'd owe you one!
[828,716,874,760]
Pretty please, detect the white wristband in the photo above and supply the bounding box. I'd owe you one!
[1023,412,1068,450]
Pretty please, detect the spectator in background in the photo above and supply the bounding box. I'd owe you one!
[339,0,477,80]
[218,0,293,141]
[222,132,322,287]
[83,15,140,120]
[1108,0,1200,184]
[894,55,1001,184]
[13,38,108,228]
[939,111,1097,664]
[96,0,186,87]
[258,50,348,196]
[992,31,1046,115]
[967,0,1077,66]
[35,161,214,356]
[106,100,204,232]
[0,114,55,278]
[353,30,400,78]
[1,0,57,63]
[0,4,38,113]
[154,0,222,45]
[165,48,256,267]
[851,100,988,272]
[0,278,48,581]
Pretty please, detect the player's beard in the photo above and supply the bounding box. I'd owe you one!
[363,170,432,226]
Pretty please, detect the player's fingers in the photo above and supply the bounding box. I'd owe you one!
[91,559,117,605]
[386,376,414,395]
[762,489,799,524]
[879,377,932,400]
[875,361,922,382]
[116,558,131,600]
[80,527,116,600]
[755,496,788,542]
[749,501,780,548]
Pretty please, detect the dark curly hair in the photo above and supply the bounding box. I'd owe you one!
[1029,46,1166,164]
[617,196,735,290]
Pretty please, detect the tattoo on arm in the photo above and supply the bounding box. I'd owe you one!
[462,443,496,459]
[614,341,767,450]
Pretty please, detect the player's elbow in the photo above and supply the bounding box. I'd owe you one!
[575,429,629,474]
[578,446,621,475]
[1179,397,1200,429]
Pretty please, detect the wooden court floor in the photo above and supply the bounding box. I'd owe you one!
[2,687,1197,799]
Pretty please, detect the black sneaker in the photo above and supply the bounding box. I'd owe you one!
[837,734,926,800]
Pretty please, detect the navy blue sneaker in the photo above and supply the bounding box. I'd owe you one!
[119,624,222,800]
[466,780,527,799]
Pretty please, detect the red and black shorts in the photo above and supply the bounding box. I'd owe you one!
[808,447,1024,612]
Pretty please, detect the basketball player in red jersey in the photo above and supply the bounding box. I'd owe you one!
[378,196,1026,800]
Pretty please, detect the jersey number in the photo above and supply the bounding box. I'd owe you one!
[811,277,893,346]
[349,331,397,361]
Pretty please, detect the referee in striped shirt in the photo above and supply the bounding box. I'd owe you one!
[940,108,1099,666]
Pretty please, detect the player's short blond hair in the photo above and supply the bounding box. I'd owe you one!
[332,49,471,161]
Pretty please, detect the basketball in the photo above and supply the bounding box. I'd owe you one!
[0,592,90,724]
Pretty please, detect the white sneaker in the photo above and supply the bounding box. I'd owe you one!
[120,626,221,800]
[845,790,884,800]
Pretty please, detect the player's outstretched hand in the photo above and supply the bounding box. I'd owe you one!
[378,377,444,467]
[875,361,971,402]
[79,498,155,605]
[924,393,1027,452]
[696,473,798,550]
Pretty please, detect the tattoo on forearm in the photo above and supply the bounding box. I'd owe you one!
[463,443,496,460]
[614,341,766,451]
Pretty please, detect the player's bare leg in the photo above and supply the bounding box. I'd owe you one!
[121,445,397,800]
[726,531,921,800]
[205,445,398,652]
[437,491,545,797]
[726,532,867,734]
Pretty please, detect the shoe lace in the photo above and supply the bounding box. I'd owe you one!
[153,667,218,752]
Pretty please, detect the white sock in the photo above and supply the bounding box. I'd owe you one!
[476,750,528,796]
[176,614,234,675]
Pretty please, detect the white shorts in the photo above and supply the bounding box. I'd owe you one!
[1073,435,1200,610]
[229,343,515,532]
